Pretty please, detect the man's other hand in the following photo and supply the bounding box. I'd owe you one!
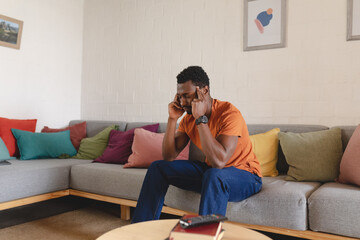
[192,87,208,119]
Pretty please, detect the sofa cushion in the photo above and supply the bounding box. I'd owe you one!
[11,129,77,160]
[0,137,16,160]
[94,123,159,164]
[333,125,358,151]
[41,121,87,150]
[123,128,189,168]
[337,124,360,186]
[164,175,321,230]
[0,159,92,203]
[279,128,343,182]
[249,128,280,177]
[308,182,360,238]
[70,163,147,200]
[74,125,118,160]
[247,124,329,175]
[0,117,37,157]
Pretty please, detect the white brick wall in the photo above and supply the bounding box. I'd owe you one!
[0,0,84,131]
[81,0,360,126]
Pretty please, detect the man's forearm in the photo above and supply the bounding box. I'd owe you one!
[162,118,179,161]
[197,124,227,168]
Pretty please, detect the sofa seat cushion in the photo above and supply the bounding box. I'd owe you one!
[70,163,147,200]
[0,159,92,203]
[308,182,360,238]
[164,175,321,230]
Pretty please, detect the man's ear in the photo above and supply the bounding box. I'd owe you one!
[203,86,209,96]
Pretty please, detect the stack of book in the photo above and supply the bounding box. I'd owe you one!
[168,215,225,240]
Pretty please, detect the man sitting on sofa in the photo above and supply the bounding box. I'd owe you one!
[132,66,262,223]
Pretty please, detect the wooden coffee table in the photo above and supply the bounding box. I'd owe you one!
[97,219,272,240]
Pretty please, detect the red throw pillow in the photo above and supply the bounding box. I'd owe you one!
[41,121,87,150]
[0,117,37,157]
[123,128,190,168]
[338,125,360,186]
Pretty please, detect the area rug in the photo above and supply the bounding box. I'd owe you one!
[0,207,130,240]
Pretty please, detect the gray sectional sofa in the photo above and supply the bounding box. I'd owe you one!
[1,120,359,240]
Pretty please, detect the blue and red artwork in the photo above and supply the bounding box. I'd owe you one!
[254,8,273,34]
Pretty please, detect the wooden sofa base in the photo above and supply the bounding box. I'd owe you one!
[0,189,356,240]
[0,190,70,211]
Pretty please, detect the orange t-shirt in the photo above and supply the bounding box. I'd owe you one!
[178,99,262,177]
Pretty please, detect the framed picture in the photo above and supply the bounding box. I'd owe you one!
[347,0,360,40]
[243,0,286,51]
[0,14,23,49]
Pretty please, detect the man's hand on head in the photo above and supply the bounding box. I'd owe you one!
[191,87,208,120]
[168,94,185,120]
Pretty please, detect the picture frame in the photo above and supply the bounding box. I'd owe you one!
[0,14,23,49]
[347,0,360,41]
[243,0,286,51]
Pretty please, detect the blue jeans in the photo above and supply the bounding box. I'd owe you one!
[131,160,262,223]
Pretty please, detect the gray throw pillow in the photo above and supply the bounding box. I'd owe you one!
[279,128,343,182]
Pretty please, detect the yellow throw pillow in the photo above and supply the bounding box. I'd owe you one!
[250,128,280,177]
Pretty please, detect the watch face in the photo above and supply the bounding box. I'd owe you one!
[196,115,208,125]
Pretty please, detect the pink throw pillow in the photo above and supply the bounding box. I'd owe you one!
[123,128,190,168]
[338,125,360,186]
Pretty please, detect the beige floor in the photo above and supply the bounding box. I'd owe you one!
[0,208,130,240]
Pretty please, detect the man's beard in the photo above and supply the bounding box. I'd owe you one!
[183,107,192,115]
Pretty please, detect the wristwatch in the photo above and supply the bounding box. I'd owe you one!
[195,115,208,125]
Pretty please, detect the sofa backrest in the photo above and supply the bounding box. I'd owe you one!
[70,120,357,175]
[69,120,127,137]
[125,122,168,133]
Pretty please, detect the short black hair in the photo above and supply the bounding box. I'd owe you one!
[176,66,210,88]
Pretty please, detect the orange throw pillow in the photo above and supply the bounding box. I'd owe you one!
[124,128,189,168]
[338,125,360,186]
[0,117,37,157]
[41,121,87,150]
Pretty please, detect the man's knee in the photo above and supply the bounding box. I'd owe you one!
[149,159,165,167]
[148,160,168,172]
[202,168,230,195]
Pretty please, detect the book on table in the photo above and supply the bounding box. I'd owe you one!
[168,215,225,240]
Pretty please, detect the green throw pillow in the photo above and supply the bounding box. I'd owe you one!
[278,128,343,182]
[74,125,118,160]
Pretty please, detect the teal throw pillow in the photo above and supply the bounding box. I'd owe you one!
[11,129,77,160]
[0,137,16,160]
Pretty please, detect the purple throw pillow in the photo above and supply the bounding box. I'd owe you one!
[94,123,159,164]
